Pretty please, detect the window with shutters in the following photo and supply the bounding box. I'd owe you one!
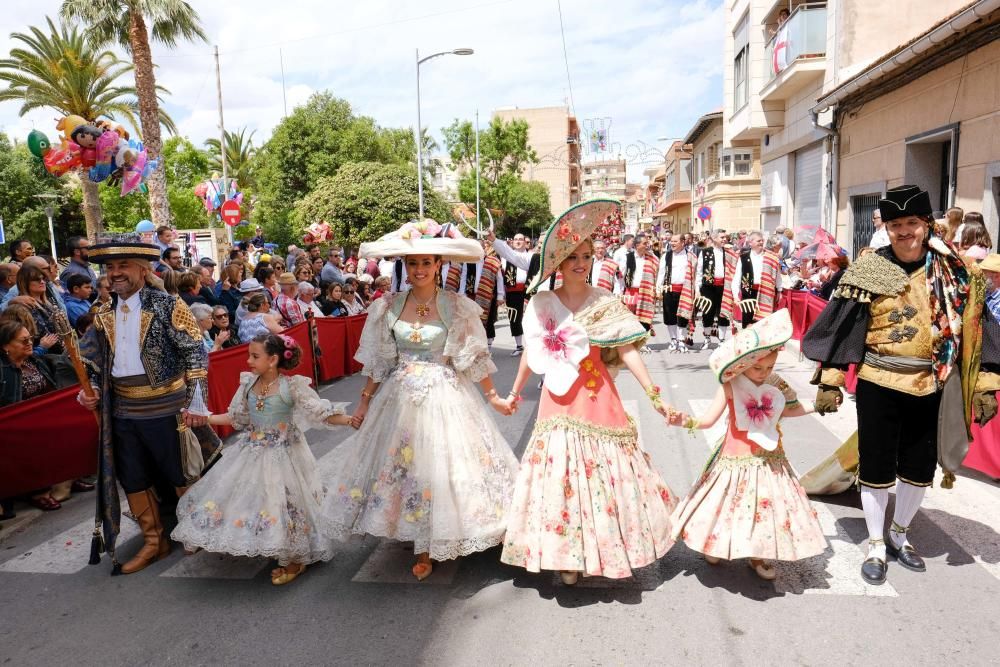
[733,13,750,112]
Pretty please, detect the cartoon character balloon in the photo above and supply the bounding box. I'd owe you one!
[27,130,51,158]
[302,221,332,244]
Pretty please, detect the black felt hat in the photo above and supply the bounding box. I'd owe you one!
[878,185,933,222]
[88,242,162,263]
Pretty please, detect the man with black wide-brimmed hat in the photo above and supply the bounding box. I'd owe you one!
[77,240,220,575]
[802,185,1000,586]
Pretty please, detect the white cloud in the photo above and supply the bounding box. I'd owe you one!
[1,0,724,183]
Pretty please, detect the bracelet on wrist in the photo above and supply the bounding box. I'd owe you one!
[682,416,700,433]
[644,384,664,407]
[360,390,374,400]
[484,388,498,400]
[508,391,522,403]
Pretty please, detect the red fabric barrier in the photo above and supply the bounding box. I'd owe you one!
[315,317,347,381]
[344,314,367,374]
[0,386,98,497]
[206,340,251,438]
[967,422,1000,479]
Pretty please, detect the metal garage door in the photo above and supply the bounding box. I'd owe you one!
[793,142,824,230]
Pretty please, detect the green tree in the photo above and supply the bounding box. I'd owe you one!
[291,161,451,250]
[62,0,208,227]
[253,92,417,247]
[0,17,175,239]
[0,133,84,254]
[205,127,256,190]
[443,116,549,235]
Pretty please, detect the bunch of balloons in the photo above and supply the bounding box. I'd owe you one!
[27,115,159,196]
[194,175,243,213]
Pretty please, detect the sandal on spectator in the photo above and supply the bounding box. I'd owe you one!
[72,479,96,492]
[29,495,61,511]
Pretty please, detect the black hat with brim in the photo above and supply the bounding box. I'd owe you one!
[88,242,162,264]
[879,185,933,222]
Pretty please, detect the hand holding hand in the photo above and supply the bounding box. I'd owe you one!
[183,410,209,428]
[815,385,843,415]
[489,395,513,416]
[350,402,369,429]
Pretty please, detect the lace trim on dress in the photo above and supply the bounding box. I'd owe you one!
[533,414,638,447]
[322,524,504,562]
[712,451,788,470]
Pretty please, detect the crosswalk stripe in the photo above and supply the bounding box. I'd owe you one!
[160,551,271,579]
[0,514,140,574]
[685,398,898,597]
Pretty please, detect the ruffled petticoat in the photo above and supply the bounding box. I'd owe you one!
[318,357,518,561]
[500,416,677,579]
[172,423,335,566]
[669,449,827,561]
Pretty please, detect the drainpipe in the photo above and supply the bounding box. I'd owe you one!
[811,108,839,241]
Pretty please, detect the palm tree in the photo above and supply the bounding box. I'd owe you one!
[205,127,256,191]
[0,17,177,239]
[62,0,207,227]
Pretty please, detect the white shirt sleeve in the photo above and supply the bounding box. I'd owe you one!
[492,240,531,271]
[732,259,743,301]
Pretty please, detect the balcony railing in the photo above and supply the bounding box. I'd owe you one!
[764,3,827,82]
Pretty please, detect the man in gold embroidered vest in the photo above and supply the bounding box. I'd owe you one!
[78,241,219,576]
[803,185,1000,586]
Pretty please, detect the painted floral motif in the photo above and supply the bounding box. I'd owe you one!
[523,297,590,397]
[183,500,224,530]
[396,355,458,406]
[730,375,786,451]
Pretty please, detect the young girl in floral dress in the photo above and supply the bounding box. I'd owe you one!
[172,333,351,586]
[500,199,677,585]
[666,309,827,580]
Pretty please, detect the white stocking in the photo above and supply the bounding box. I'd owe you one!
[890,482,926,549]
[860,486,889,559]
[666,324,679,340]
[514,336,523,349]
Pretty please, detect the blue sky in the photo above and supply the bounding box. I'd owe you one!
[1,0,723,182]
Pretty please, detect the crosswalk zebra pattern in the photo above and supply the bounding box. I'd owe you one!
[3,353,1000,593]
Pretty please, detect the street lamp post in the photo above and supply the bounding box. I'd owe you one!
[415,47,474,219]
[34,193,59,258]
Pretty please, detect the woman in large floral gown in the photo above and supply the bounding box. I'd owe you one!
[319,220,518,580]
[500,200,677,584]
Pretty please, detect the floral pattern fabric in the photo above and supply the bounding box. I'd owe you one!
[669,399,826,561]
[171,374,344,566]
[319,318,518,561]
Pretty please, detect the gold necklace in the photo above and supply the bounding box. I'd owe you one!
[255,375,278,411]
[408,290,436,343]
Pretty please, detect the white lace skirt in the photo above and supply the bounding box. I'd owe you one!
[171,424,336,565]
[318,360,518,560]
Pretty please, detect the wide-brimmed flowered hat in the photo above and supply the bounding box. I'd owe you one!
[709,309,792,383]
[527,199,621,292]
[358,218,483,264]
[88,241,161,263]
[879,185,933,222]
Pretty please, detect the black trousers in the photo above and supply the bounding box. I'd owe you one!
[740,287,759,328]
[856,379,940,487]
[112,415,185,494]
[506,289,526,338]
[484,297,499,340]
[700,283,729,328]
[662,290,682,325]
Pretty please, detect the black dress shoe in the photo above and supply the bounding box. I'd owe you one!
[887,540,926,572]
[861,556,887,585]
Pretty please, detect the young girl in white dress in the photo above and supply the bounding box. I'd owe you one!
[666,309,827,580]
[172,333,351,585]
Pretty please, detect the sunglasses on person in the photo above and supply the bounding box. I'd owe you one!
[213,313,229,320]
[343,289,356,295]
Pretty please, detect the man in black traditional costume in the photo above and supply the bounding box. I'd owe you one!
[802,185,1000,585]
[78,241,219,575]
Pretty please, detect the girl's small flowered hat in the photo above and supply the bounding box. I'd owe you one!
[709,309,792,383]
[528,199,621,293]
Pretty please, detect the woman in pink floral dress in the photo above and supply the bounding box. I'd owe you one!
[500,200,677,584]
[666,309,828,580]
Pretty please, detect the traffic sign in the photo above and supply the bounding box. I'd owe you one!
[221,199,241,226]
[697,206,712,221]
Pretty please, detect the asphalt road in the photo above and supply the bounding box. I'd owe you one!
[3,315,1000,666]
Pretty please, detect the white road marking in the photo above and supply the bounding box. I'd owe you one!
[683,399,898,596]
[0,513,140,574]
[351,540,458,585]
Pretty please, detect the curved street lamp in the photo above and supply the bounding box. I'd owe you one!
[416,48,474,218]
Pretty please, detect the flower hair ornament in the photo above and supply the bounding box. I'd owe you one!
[278,334,298,359]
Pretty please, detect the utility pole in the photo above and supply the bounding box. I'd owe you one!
[279,48,288,118]
[475,109,481,230]
[214,45,232,245]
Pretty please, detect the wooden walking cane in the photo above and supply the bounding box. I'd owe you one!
[52,310,99,424]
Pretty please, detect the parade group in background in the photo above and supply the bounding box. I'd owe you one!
[16,183,996,589]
